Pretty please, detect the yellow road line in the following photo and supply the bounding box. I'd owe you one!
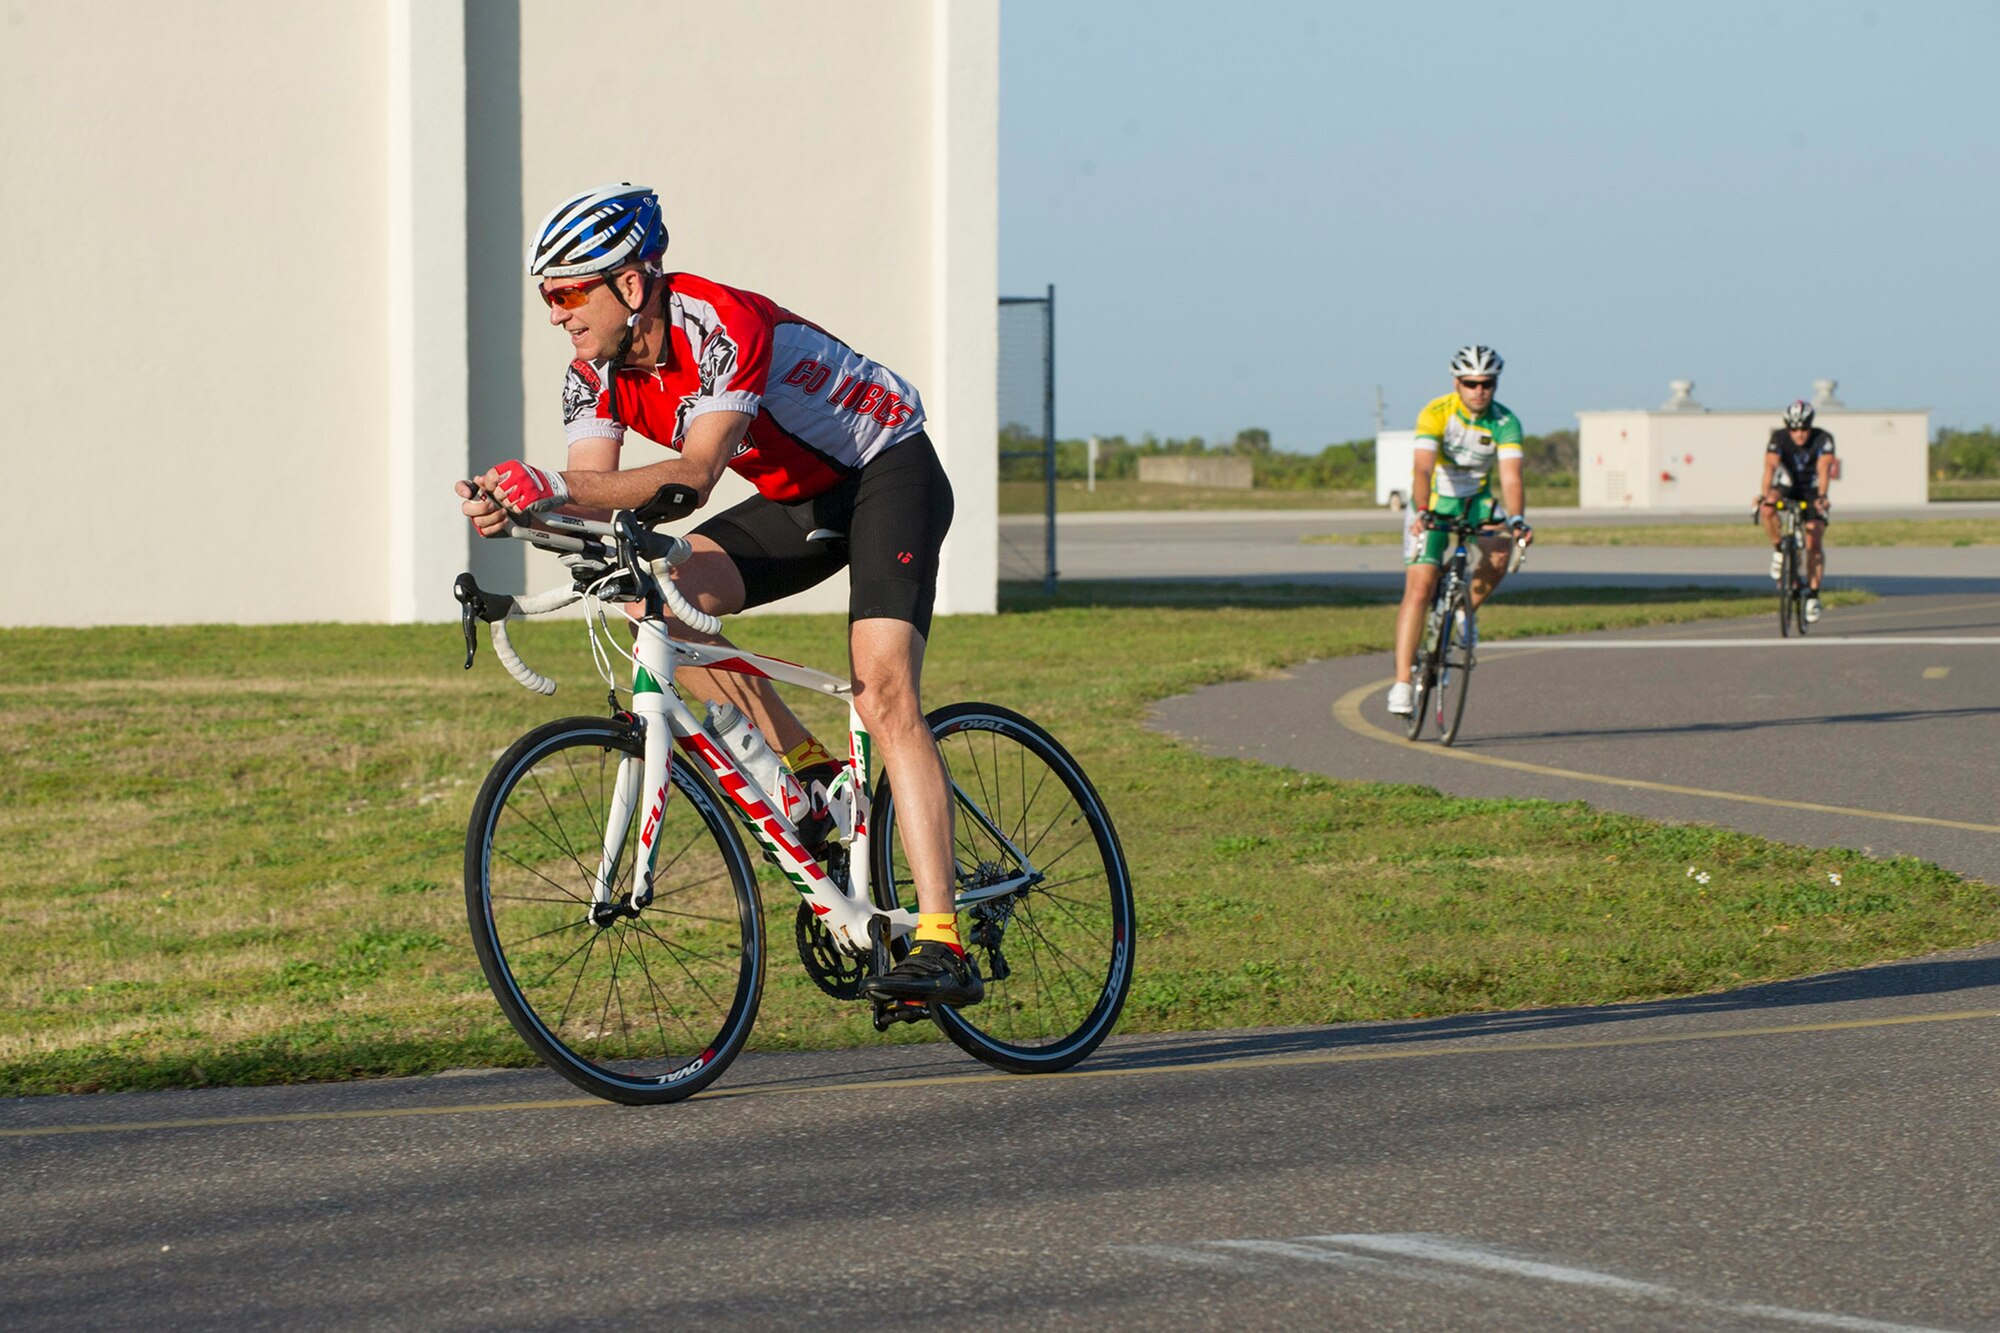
[4,1007,1994,1140]
[1332,678,2000,835]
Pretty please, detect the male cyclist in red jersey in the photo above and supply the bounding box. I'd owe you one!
[1756,399,1835,624]
[456,184,979,1007]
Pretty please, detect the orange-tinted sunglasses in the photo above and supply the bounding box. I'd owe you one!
[539,276,607,310]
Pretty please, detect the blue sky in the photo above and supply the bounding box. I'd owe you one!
[999,0,1998,448]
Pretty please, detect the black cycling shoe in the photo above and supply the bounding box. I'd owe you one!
[859,940,985,1007]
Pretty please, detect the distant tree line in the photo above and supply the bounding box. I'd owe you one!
[1932,426,2000,479]
[999,424,1580,488]
[1003,423,2000,485]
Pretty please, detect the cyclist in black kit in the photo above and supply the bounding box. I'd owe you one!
[1755,399,1835,624]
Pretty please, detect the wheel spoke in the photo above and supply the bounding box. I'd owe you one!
[875,709,1131,1071]
[469,728,761,1103]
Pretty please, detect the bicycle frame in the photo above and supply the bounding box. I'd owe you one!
[477,512,1044,961]
[614,620,897,956]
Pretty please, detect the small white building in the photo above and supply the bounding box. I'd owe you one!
[1577,380,1928,511]
[1374,430,1419,509]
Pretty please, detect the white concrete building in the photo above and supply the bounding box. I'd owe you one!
[1577,380,1928,511]
[0,0,998,627]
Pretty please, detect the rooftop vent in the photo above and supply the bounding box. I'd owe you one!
[1660,379,1704,411]
[1811,378,1844,408]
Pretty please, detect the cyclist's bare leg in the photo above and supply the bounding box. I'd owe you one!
[1467,535,1512,609]
[1760,489,1783,543]
[849,617,954,916]
[633,534,815,755]
[1393,562,1442,683]
[1805,519,1826,590]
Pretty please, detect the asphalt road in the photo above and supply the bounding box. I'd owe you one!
[1005,503,2000,597]
[6,950,1999,1330]
[1152,592,2000,885]
[7,509,1996,1329]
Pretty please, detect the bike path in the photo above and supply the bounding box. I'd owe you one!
[5,943,1999,1328]
[1150,593,2000,885]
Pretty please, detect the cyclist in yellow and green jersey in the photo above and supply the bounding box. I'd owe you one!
[1386,345,1535,716]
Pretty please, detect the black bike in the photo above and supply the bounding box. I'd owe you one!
[1760,497,1816,638]
[1405,515,1526,746]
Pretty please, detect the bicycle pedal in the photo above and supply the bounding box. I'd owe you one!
[869,997,933,1031]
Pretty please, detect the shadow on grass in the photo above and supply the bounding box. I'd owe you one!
[2,1034,539,1099]
[1078,944,2000,1076]
[1000,581,1772,614]
[13,946,1998,1102]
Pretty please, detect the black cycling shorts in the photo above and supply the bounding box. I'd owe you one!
[693,432,955,638]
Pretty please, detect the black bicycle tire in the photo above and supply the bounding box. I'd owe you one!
[1438,584,1475,747]
[465,716,764,1105]
[1778,542,1796,638]
[1404,587,1446,741]
[870,701,1136,1074]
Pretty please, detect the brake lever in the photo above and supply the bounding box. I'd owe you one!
[454,574,484,669]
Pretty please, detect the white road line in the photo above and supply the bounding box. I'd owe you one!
[1483,637,2000,648]
[1117,1233,1957,1332]
[1317,1235,1950,1331]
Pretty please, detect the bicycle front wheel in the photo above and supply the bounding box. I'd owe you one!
[1405,603,1444,741]
[1778,543,1796,638]
[871,702,1136,1073]
[1437,591,1476,747]
[465,716,763,1105]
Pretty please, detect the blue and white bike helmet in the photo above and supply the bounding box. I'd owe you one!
[527,183,668,278]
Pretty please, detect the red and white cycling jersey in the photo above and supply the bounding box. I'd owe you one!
[561,272,926,503]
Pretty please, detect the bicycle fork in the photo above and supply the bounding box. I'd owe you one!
[587,621,676,923]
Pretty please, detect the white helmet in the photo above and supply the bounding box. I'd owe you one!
[1449,345,1504,378]
[527,183,668,278]
[1782,399,1815,429]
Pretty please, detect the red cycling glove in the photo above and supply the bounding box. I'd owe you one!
[491,459,570,516]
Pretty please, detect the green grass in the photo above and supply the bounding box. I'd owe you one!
[1932,478,2000,502]
[0,584,1987,1096]
[1305,517,2000,548]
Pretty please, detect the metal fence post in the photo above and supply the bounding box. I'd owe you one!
[1042,283,1057,594]
[997,287,1058,593]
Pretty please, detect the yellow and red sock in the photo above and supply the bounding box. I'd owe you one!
[914,913,963,954]
[783,737,838,773]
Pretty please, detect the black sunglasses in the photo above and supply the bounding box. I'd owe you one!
[1457,378,1496,391]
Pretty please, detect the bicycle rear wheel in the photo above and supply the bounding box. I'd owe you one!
[465,716,763,1105]
[1437,591,1476,747]
[871,702,1135,1073]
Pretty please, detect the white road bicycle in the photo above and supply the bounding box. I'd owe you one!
[454,489,1135,1104]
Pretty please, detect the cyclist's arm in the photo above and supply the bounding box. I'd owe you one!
[1497,456,1528,540]
[1757,450,1779,501]
[1815,449,1834,501]
[1409,444,1437,527]
[560,410,752,512]
[558,436,622,522]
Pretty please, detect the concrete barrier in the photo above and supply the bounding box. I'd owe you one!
[1138,457,1254,488]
